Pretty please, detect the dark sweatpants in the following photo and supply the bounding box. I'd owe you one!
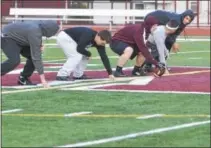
[1,37,35,77]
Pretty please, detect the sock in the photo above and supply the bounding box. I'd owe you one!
[116,66,123,72]
[20,72,28,79]
[140,63,145,68]
[133,65,141,71]
[146,63,152,68]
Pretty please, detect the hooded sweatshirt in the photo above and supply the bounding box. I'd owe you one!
[144,9,195,44]
[2,20,59,74]
[112,24,158,66]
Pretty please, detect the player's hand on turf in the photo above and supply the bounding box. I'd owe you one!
[42,81,50,88]
[153,62,166,77]
[40,74,50,88]
[172,43,179,53]
[108,74,115,81]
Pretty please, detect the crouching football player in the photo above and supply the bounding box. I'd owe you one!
[56,27,115,81]
[110,23,166,77]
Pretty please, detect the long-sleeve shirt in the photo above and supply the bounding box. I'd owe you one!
[64,27,113,75]
[2,20,59,74]
[112,24,158,66]
[147,26,169,65]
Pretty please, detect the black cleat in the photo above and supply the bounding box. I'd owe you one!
[113,71,127,77]
[144,65,154,73]
[17,75,36,85]
[73,74,90,80]
[132,69,147,76]
[56,76,72,81]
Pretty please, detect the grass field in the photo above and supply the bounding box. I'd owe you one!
[1,38,210,147]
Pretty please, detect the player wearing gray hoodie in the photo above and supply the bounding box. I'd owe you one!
[1,20,59,88]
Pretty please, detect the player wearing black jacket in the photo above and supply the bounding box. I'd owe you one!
[56,27,114,81]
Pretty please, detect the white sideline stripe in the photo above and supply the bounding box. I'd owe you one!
[62,83,126,90]
[176,38,210,42]
[84,89,210,95]
[1,109,23,114]
[170,66,210,68]
[136,114,164,119]
[64,112,92,117]
[188,57,202,60]
[57,120,210,147]
[170,50,210,54]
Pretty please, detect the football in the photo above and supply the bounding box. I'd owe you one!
[153,67,166,77]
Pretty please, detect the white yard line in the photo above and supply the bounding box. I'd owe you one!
[1,109,23,114]
[86,89,210,95]
[57,120,210,147]
[64,112,92,117]
[188,57,202,60]
[176,38,210,42]
[170,50,210,55]
[136,114,164,119]
[62,83,126,90]
[170,65,210,68]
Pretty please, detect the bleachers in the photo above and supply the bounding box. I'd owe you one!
[6,8,155,32]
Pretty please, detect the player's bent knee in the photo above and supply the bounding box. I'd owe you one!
[124,47,133,56]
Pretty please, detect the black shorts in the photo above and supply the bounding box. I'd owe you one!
[110,39,138,60]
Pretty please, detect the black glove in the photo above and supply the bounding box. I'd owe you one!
[154,62,166,77]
